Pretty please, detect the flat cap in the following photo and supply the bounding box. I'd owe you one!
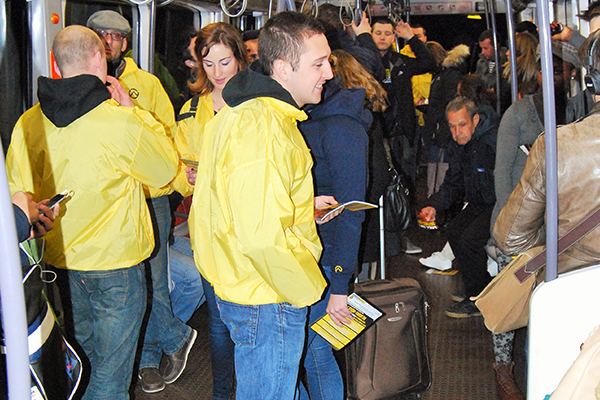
[86,10,131,36]
[551,40,581,69]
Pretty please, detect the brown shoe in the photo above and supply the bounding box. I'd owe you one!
[494,362,524,400]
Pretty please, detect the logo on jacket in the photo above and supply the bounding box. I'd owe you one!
[335,265,343,273]
[129,88,140,99]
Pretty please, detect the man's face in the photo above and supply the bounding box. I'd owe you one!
[372,22,395,52]
[591,16,600,34]
[413,27,427,42]
[96,29,127,62]
[447,106,479,145]
[479,38,495,61]
[286,33,333,107]
[245,39,259,62]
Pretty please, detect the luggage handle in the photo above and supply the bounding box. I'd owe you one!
[379,195,385,280]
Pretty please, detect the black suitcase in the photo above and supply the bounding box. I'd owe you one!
[345,198,431,400]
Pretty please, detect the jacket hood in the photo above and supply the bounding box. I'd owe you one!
[473,104,499,142]
[223,61,299,108]
[442,44,470,68]
[38,75,111,127]
[305,78,372,130]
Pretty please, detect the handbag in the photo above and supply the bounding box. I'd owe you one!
[473,204,600,334]
[384,168,411,233]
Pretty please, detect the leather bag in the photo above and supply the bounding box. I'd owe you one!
[384,168,411,234]
[473,204,600,334]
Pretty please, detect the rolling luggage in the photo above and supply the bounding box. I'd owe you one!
[345,197,431,400]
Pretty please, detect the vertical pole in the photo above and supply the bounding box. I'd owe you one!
[505,0,519,104]
[0,144,30,400]
[379,195,385,280]
[537,0,558,282]
[488,0,502,115]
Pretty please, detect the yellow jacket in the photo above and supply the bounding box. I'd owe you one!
[189,97,326,307]
[401,45,432,126]
[6,76,178,271]
[119,57,178,198]
[170,94,215,197]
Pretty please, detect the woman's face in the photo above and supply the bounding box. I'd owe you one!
[202,43,239,91]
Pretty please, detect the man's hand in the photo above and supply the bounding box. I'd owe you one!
[326,294,353,327]
[551,22,573,42]
[314,195,341,224]
[395,21,415,40]
[106,76,135,107]
[419,206,436,222]
[352,12,371,36]
[33,200,57,238]
[185,166,197,186]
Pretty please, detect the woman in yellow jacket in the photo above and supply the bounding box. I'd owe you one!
[173,22,248,400]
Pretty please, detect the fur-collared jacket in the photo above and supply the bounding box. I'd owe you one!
[425,44,471,149]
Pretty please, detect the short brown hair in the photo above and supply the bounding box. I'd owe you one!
[190,22,248,96]
[258,11,325,76]
[53,25,104,76]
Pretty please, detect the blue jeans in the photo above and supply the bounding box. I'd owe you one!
[216,297,307,400]
[298,265,344,400]
[202,277,235,400]
[169,236,205,322]
[141,196,191,369]
[69,264,146,400]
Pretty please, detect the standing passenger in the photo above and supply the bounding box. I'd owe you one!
[188,12,332,399]
[297,51,371,400]
[85,10,197,393]
[5,25,178,399]
[175,22,249,400]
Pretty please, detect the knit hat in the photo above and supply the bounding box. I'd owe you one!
[551,40,581,68]
[86,10,131,36]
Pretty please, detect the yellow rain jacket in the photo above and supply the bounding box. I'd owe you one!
[401,45,432,126]
[189,91,326,307]
[119,57,178,198]
[170,94,215,197]
[6,74,178,271]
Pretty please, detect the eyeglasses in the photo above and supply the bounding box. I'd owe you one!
[96,29,123,41]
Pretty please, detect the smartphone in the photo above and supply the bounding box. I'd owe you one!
[41,189,72,215]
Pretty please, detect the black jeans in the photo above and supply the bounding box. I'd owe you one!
[447,203,493,297]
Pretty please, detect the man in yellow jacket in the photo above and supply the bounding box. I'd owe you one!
[86,11,196,393]
[5,26,178,400]
[189,12,332,399]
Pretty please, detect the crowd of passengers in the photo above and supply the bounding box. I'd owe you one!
[4,2,600,400]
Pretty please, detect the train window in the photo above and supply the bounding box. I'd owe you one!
[155,3,197,112]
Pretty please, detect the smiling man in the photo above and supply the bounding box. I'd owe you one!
[419,96,498,319]
[188,11,332,400]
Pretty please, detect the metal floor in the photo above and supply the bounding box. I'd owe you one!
[134,178,527,400]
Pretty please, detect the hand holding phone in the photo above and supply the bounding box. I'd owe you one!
[41,189,73,215]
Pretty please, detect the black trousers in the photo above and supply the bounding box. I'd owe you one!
[447,203,494,297]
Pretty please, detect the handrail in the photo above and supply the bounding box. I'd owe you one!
[537,0,559,282]
[0,142,30,400]
[485,0,502,115]
[505,0,519,104]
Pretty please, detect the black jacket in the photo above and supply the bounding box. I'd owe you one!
[427,106,498,212]
[380,37,435,141]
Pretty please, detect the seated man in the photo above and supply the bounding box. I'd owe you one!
[419,96,498,318]
[5,25,178,399]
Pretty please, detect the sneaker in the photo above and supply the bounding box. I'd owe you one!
[163,328,197,384]
[451,292,466,302]
[139,368,165,393]
[445,299,481,318]
[494,362,524,400]
[419,252,452,271]
[401,236,422,255]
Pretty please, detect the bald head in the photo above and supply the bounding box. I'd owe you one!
[53,25,106,80]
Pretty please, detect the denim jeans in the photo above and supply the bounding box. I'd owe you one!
[202,277,235,400]
[298,265,344,400]
[141,196,191,369]
[169,235,205,322]
[69,264,146,400]
[216,297,307,400]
